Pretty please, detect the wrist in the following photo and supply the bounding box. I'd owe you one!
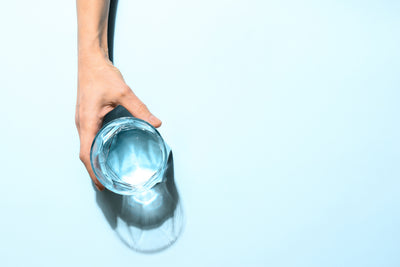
[78,45,111,69]
[78,43,109,59]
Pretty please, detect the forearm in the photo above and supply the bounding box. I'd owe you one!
[76,0,110,59]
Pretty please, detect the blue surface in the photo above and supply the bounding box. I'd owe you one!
[0,0,399,266]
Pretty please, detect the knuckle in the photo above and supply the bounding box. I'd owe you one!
[118,85,131,98]
[79,152,88,163]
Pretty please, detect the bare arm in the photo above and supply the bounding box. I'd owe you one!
[76,0,110,58]
[75,0,161,191]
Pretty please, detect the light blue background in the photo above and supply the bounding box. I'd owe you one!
[0,0,399,266]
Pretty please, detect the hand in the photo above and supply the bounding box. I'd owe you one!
[75,52,162,191]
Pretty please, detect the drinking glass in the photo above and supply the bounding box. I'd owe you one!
[90,105,169,195]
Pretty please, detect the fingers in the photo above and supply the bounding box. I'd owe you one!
[81,157,105,191]
[78,120,105,191]
[120,90,162,128]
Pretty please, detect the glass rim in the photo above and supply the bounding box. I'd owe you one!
[90,116,168,195]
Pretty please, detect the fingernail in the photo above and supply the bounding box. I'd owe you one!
[95,184,104,191]
[149,115,161,126]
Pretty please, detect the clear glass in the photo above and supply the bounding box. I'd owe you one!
[90,117,168,195]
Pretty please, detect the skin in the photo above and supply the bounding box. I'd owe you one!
[76,0,162,191]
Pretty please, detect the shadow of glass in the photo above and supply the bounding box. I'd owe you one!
[94,151,185,253]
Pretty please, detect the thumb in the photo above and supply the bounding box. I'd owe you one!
[120,91,162,128]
